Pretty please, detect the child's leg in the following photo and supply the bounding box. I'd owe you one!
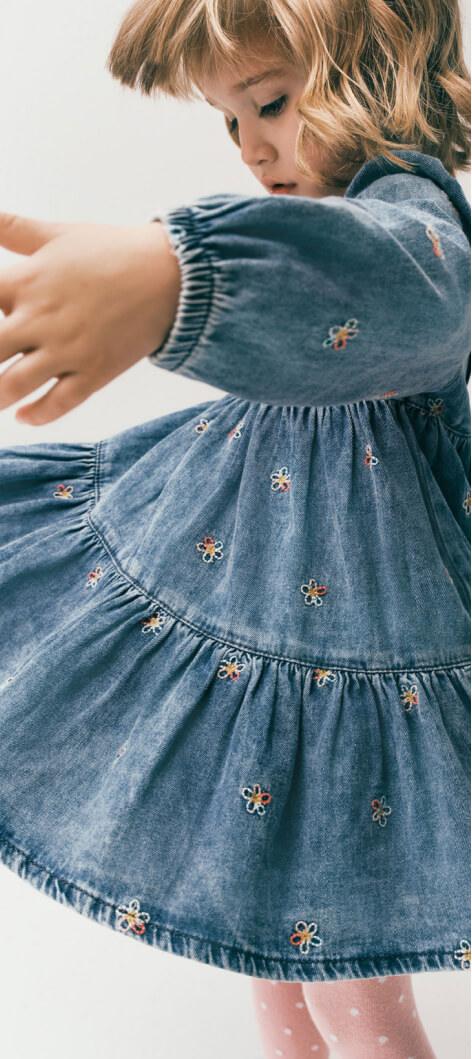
[301,973,438,1058]
[250,978,329,1058]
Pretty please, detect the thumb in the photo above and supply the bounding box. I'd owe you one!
[0,211,67,255]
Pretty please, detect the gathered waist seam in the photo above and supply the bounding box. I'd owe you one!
[85,511,471,676]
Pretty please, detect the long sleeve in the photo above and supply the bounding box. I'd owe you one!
[148,150,471,407]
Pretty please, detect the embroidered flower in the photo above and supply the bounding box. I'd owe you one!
[141,611,167,635]
[218,654,246,681]
[241,783,272,815]
[454,939,471,969]
[271,466,292,492]
[196,535,224,563]
[228,420,245,441]
[463,490,471,516]
[382,390,398,398]
[427,397,444,417]
[322,318,359,351]
[195,418,209,433]
[115,898,151,936]
[399,681,419,712]
[364,444,379,468]
[301,579,328,606]
[312,668,336,688]
[114,742,128,762]
[85,565,103,588]
[371,795,392,827]
[426,224,444,258]
[289,920,323,955]
[53,483,74,500]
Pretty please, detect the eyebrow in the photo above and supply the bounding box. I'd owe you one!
[205,66,286,105]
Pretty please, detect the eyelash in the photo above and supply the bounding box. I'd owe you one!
[229,94,288,133]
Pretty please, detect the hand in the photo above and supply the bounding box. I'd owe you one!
[0,212,181,425]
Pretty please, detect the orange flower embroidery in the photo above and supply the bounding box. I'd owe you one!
[86,566,103,588]
[271,466,292,492]
[371,795,392,827]
[312,667,336,688]
[301,579,328,607]
[53,483,74,500]
[364,444,379,468]
[141,611,167,634]
[116,898,151,936]
[289,919,323,955]
[196,535,224,563]
[323,318,359,351]
[426,224,444,258]
[240,783,272,816]
[400,681,419,712]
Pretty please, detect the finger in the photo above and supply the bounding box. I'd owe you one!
[0,309,39,362]
[15,373,91,425]
[0,349,54,412]
[0,212,67,255]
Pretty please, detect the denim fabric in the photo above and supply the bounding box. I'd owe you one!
[0,150,470,983]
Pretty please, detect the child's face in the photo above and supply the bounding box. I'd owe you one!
[199,55,346,199]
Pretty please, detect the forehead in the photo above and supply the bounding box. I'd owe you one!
[201,62,289,105]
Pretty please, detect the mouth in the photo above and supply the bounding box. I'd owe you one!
[266,182,297,194]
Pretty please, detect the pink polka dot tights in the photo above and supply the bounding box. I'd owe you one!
[251,974,437,1058]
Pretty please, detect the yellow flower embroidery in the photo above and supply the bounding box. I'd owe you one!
[454,939,471,969]
[195,418,209,433]
[289,919,323,955]
[271,466,292,492]
[240,783,272,815]
[116,898,151,936]
[196,535,224,563]
[218,655,246,681]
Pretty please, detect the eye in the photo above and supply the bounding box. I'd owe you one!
[229,95,288,133]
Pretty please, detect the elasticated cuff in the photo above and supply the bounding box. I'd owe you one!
[147,207,217,370]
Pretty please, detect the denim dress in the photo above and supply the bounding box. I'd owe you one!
[0,149,470,983]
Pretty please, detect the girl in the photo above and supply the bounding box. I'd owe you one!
[0,1,470,1056]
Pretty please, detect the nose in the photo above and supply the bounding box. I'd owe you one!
[238,124,275,169]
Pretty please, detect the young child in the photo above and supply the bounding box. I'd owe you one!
[0,0,470,1056]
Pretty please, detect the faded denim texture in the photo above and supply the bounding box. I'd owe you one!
[0,149,470,982]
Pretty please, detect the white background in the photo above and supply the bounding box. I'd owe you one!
[0,1,470,1056]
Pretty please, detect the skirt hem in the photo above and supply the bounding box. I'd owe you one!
[1,831,468,983]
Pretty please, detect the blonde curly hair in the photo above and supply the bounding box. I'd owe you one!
[106,0,471,191]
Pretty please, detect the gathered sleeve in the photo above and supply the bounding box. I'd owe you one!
[148,163,470,407]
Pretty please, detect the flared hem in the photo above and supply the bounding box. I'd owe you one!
[1,833,468,983]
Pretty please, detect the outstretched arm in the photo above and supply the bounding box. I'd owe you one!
[149,161,470,407]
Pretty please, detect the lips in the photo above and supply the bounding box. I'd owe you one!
[269,184,297,194]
